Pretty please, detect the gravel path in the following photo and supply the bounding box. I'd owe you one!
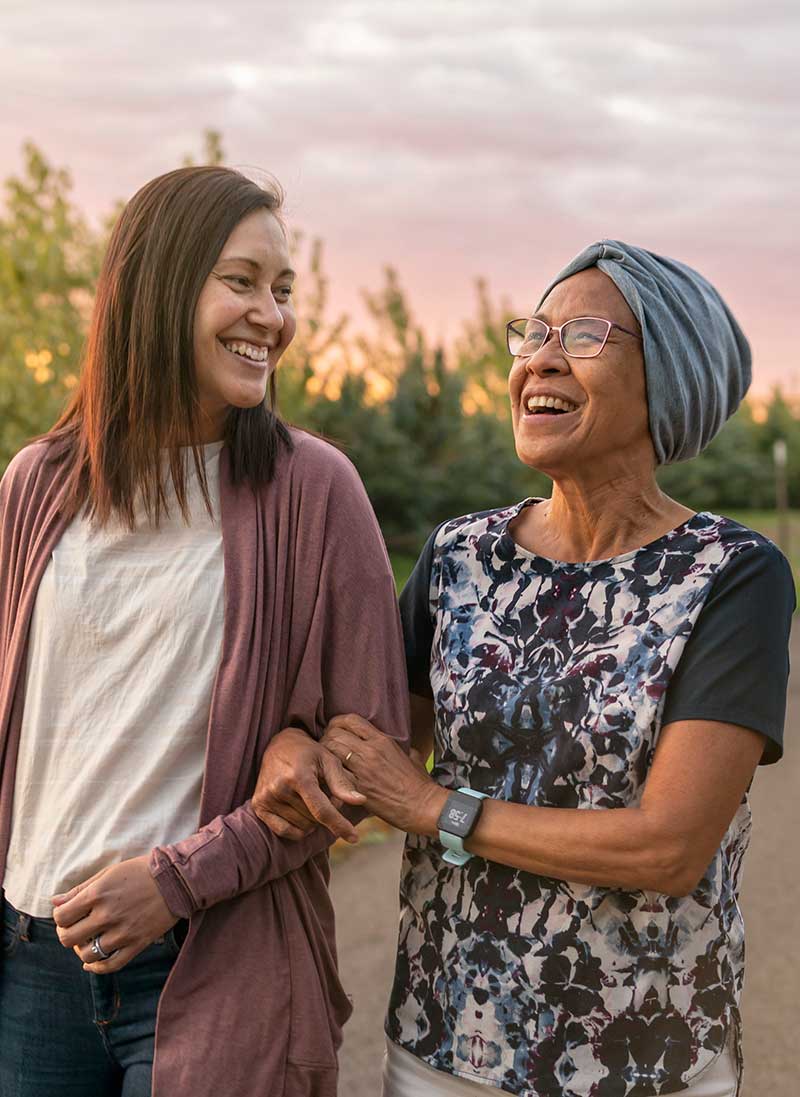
[331,631,800,1096]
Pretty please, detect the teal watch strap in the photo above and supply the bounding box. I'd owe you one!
[439,787,488,866]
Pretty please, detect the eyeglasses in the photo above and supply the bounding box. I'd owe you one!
[506,316,642,360]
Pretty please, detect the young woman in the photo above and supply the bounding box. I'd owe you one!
[0,165,409,1097]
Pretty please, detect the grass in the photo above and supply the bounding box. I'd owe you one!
[724,510,799,590]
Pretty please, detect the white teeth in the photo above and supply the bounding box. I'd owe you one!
[222,340,270,363]
[526,394,578,413]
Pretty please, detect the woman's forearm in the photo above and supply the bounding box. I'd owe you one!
[149,801,338,917]
[323,718,718,896]
[418,795,693,897]
[414,719,764,899]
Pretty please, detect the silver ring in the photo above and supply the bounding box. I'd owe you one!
[90,936,112,961]
[344,751,354,764]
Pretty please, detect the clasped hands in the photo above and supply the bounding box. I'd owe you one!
[251,714,446,844]
[50,716,440,975]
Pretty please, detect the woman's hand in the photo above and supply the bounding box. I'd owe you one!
[252,726,366,843]
[323,714,447,836]
[51,855,178,974]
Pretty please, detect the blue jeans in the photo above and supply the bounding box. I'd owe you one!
[0,897,186,1097]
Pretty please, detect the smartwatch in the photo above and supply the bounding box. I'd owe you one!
[437,787,488,866]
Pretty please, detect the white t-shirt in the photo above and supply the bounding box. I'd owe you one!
[4,443,225,917]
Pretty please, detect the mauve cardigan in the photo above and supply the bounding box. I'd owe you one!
[0,429,410,1097]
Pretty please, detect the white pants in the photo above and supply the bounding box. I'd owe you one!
[382,1037,739,1097]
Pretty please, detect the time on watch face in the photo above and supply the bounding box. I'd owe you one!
[437,792,482,838]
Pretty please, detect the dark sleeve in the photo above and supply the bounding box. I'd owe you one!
[661,542,795,764]
[398,525,442,698]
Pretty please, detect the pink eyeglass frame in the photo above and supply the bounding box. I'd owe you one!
[506,316,642,360]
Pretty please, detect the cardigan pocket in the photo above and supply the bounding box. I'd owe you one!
[280,856,354,1070]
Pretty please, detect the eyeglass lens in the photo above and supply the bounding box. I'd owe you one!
[509,317,611,358]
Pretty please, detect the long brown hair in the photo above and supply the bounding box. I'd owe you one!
[52,165,292,527]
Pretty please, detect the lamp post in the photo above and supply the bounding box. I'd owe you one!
[773,439,790,555]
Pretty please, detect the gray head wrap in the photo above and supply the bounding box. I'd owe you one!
[537,239,751,464]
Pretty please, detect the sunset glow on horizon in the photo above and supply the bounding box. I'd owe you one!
[2,0,798,396]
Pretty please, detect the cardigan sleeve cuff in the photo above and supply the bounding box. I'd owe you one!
[148,801,342,914]
[149,846,198,919]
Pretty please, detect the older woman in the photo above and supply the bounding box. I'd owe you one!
[254,241,793,1097]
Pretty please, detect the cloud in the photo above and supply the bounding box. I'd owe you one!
[0,0,797,387]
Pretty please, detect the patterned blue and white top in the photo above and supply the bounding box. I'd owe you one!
[387,500,793,1097]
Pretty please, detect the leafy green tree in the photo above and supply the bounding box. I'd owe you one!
[754,388,800,506]
[657,404,774,512]
[0,132,237,474]
[0,144,101,471]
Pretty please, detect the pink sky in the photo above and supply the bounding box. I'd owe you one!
[2,0,798,394]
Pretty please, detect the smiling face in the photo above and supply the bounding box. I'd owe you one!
[508,268,652,480]
[192,208,296,441]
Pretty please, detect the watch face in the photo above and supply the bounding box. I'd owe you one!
[438,794,481,838]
